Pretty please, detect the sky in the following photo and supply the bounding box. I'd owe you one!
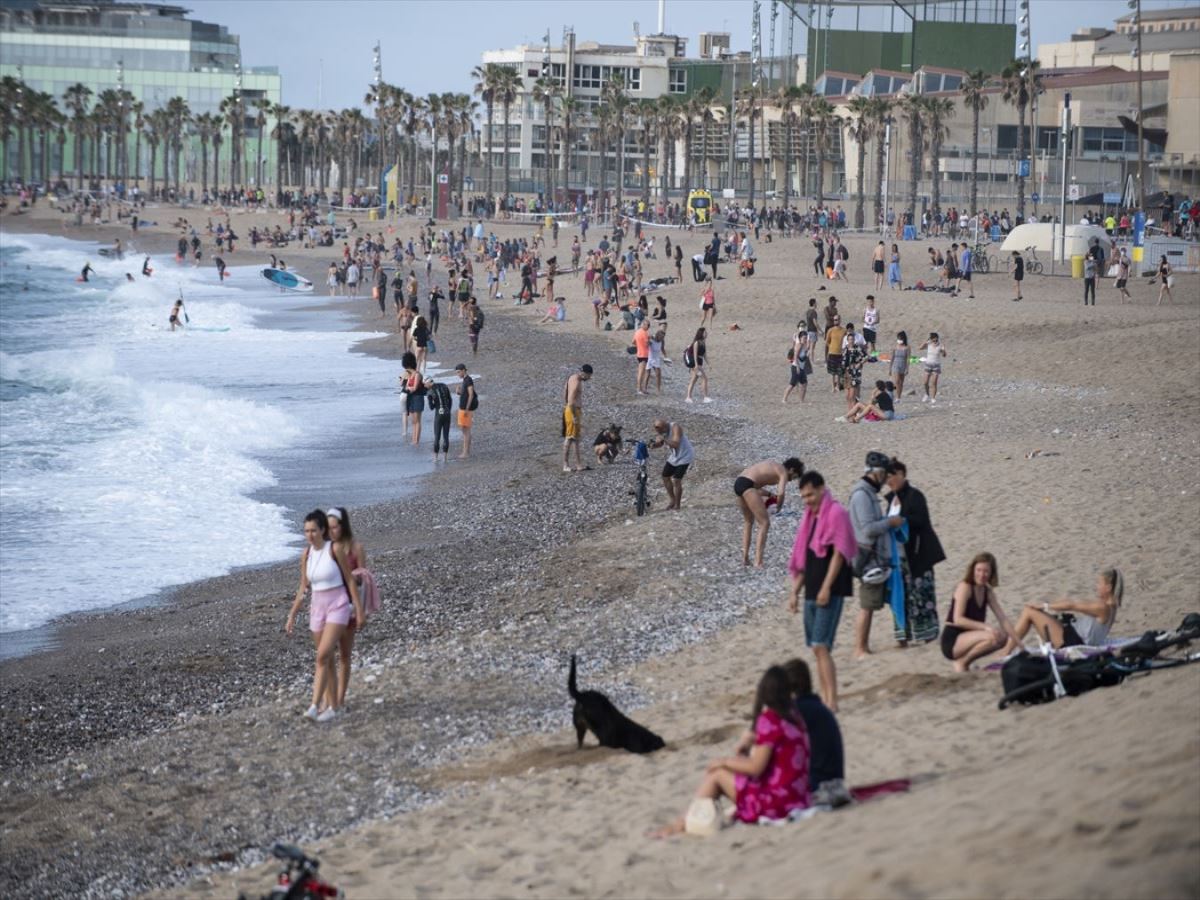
[187,0,1194,110]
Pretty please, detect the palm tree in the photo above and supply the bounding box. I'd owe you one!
[560,95,583,196]
[252,97,272,187]
[868,97,893,227]
[220,93,244,190]
[61,83,92,190]
[131,100,145,185]
[924,97,955,220]
[398,91,425,207]
[0,78,18,181]
[472,63,505,212]
[271,104,292,190]
[810,98,838,205]
[898,91,926,225]
[194,112,214,193]
[846,95,873,229]
[455,93,477,200]
[774,85,805,210]
[960,70,989,216]
[211,116,224,194]
[424,92,444,201]
[658,95,683,200]
[531,76,561,203]
[793,83,815,200]
[601,74,629,209]
[633,98,658,206]
[165,96,190,196]
[493,67,520,209]
[735,87,760,207]
[144,109,166,196]
[1001,58,1040,221]
[692,85,717,191]
[594,102,613,212]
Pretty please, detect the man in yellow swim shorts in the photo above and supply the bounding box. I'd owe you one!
[562,364,593,472]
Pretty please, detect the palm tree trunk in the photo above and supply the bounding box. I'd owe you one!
[201,139,209,193]
[816,141,824,204]
[502,102,512,207]
[485,100,495,211]
[148,144,157,196]
[970,104,980,216]
[134,130,141,184]
[873,128,886,226]
[1016,101,1026,220]
[748,110,756,208]
[783,114,792,210]
[854,135,866,229]
[931,130,943,217]
[907,118,920,224]
[257,129,264,187]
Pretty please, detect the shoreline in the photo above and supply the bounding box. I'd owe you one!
[1,202,1197,899]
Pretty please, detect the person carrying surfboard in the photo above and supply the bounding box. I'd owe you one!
[169,297,188,331]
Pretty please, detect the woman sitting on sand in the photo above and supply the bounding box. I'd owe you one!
[941,552,1018,672]
[652,666,810,837]
[1004,567,1123,652]
[286,510,364,723]
[841,380,895,424]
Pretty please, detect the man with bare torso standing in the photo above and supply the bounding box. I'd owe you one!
[734,457,805,567]
[562,364,594,473]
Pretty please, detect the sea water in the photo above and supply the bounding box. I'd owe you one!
[0,232,426,637]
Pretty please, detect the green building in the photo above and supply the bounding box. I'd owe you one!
[0,0,281,191]
[804,0,1017,84]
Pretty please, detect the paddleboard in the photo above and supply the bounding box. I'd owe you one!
[260,267,314,292]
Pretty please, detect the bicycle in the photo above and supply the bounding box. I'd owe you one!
[998,613,1200,710]
[238,843,343,900]
[971,245,991,274]
[629,439,651,516]
[1025,246,1044,275]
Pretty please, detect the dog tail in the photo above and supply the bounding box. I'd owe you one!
[568,654,581,699]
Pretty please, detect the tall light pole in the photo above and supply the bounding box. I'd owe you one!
[14,65,23,184]
[1131,0,1145,210]
[1017,0,1032,223]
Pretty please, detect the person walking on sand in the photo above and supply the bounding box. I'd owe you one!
[699,275,716,328]
[562,364,593,472]
[848,451,903,659]
[1156,255,1173,305]
[651,418,694,510]
[402,352,425,445]
[787,470,855,712]
[919,332,946,404]
[871,241,886,290]
[1114,248,1132,303]
[735,457,805,567]
[683,328,711,404]
[646,328,670,394]
[327,507,368,710]
[286,509,364,723]
[454,363,477,459]
[862,296,879,354]
[887,243,902,289]
[425,374,453,462]
[889,330,910,401]
[1011,250,1024,301]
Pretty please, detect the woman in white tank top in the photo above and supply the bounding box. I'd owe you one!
[286,509,364,723]
[1004,567,1124,653]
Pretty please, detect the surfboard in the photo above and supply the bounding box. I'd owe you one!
[188,325,231,332]
[260,267,314,292]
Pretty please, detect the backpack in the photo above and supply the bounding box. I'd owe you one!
[683,343,696,368]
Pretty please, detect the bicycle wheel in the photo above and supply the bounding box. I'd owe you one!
[1030,261,1044,275]
[975,254,989,275]
[636,474,648,516]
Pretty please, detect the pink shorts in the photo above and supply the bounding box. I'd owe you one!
[310,587,351,633]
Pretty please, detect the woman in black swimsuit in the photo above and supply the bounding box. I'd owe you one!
[941,552,1017,672]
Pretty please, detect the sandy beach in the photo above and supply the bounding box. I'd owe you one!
[0,198,1197,899]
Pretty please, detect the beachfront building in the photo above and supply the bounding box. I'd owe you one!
[1039,7,1200,72]
[0,0,281,192]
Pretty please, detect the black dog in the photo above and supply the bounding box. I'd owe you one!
[568,655,665,754]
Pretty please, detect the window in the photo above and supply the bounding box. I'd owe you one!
[572,64,641,91]
[669,68,687,94]
[1081,126,1137,153]
[942,74,961,91]
[1036,127,1059,152]
[996,124,1032,152]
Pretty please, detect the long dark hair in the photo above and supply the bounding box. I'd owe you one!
[327,506,354,542]
[303,509,329,540]
[751,665,798,724]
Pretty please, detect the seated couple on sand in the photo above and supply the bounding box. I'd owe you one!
[941,555,1124,671]
[652,659,844,837]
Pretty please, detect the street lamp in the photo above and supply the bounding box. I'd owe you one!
[1129,0,1145,210]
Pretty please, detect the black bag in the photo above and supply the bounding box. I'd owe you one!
[1000,652,1125,707]
[683,343,696,369]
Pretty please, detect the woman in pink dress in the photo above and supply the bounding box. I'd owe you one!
[652,666,811,836]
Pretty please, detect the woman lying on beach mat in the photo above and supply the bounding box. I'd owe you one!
[651,665,811,837]
[1003,567,1123,653]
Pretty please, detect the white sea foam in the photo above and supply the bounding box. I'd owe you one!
[0,232,410,633]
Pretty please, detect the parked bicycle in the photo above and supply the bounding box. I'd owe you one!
[629,438,651,516]
[238,843,343,900]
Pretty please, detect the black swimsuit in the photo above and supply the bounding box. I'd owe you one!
[941,586,988,660]
[734,476,756,497]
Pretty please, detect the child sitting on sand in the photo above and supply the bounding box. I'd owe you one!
[652,666,811,837]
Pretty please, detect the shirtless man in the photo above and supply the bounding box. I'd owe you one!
[734,457,805,567]
[871,241,886,290]
[562,364,594,473]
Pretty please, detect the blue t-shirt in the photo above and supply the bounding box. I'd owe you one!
[794,693,844,789]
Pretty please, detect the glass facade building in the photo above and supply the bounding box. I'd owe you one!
[1,0,282,188]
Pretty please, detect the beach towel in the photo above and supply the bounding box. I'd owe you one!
[789,489,857,579]
[887,521,909,631]
[353,567,381,618]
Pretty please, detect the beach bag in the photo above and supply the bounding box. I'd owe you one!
[683,343,696,369]
[1000,653,1124,706]
[853,546,890,584]
[428,338,437,354]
